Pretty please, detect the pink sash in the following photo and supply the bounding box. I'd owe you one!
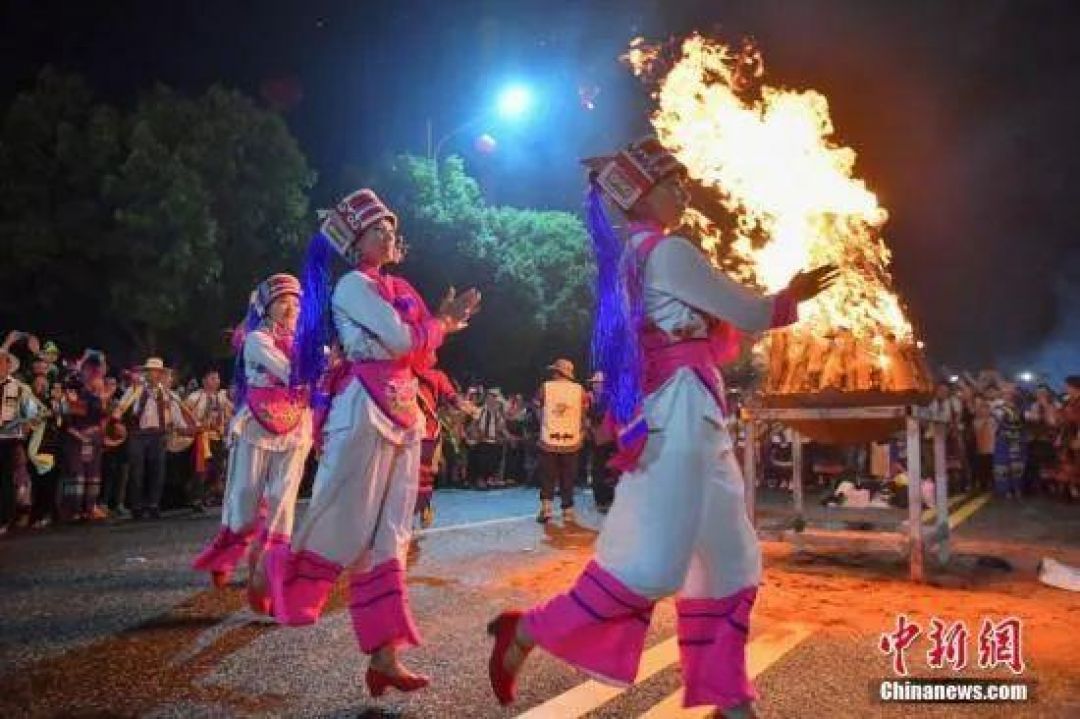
[315,268,437,433]
[351,360,420,429]
[247,386,307,435]
[247,328,307,435]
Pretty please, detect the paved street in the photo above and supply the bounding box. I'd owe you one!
[1,487,1079,718]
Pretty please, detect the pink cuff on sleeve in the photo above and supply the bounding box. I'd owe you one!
[769,289,799,329]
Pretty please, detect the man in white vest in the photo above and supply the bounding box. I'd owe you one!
[535,358,588,523]
[112,357,188,519]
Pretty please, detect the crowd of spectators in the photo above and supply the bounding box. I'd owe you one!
[750,369,1080,504]
[3,323,1075,539]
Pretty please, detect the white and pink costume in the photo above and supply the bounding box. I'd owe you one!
[516,139,797,711]
[265,189,444,659]
[193,275,312,586]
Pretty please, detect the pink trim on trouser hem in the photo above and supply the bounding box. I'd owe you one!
[192,505,269,573]
[265,545,343,626]
[677,587,759,709]
[348,559,421,654]
[523,560,655,685]
[192,526,256,573]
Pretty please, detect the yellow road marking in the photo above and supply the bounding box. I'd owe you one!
[920,492,969,523]
[947,492,991,531]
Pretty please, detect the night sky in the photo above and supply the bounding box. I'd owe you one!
[3,0,1079,377]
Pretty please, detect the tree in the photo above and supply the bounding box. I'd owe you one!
[111,85,314,365]
[0,70,314,371]
[0,68,122,345]
[104,117,220,355]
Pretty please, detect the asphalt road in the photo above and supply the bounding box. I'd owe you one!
[1,487,1077,718]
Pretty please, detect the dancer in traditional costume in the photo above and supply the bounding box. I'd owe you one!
[192,274,311,615]
[265,189,480,695]
[485,137,837,718]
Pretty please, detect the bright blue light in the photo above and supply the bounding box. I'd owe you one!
[496,84,532,119]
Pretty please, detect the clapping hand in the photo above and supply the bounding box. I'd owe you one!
[438,287,482,333]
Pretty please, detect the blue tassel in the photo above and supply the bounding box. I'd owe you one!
[291,232,338,392]
[586,185,643,425]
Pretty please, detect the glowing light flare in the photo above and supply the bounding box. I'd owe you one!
[496,85,533,119]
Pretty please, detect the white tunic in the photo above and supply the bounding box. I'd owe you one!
[635,231,784,443]
[231,328,312,451]
[323,270,425,445]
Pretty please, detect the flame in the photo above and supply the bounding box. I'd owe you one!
[624,34,912,344]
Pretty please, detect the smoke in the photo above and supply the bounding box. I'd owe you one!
[1013,251,1080,386]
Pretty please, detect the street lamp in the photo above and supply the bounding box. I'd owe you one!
[427,82,535,162]
[426,82,535,201]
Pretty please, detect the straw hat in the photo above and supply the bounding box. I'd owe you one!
[547,358,576,381]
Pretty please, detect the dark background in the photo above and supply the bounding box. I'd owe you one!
[3,0,1078,378]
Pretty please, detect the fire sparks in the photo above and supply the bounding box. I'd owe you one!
[624,34,932,396]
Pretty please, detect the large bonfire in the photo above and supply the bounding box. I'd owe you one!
[624,35,933,405]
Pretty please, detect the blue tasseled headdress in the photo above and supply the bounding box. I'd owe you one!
[291,231,339,393]
[231,300,262,411]
[586,183,645,426]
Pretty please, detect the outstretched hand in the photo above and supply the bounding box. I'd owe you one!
[439,287,482,333]
[786,264,840,304]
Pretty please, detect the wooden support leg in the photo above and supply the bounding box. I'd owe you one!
[906,416,924,582]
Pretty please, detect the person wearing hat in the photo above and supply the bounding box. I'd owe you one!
[486,137,838,718]
[585,371,618,514]
[264,188,480,695]
[112,357,190,520]
[193,274,310,614]
[534,359,588,522]
[0,348,41,536]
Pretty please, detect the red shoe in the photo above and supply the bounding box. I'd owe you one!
[487,610,531,706]
[211,570,230,589]
[364,667,431,697]
[247,581,272,615]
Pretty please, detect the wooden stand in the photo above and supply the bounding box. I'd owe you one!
[742,405,949,582]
